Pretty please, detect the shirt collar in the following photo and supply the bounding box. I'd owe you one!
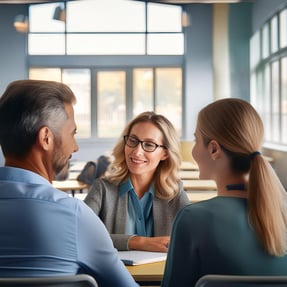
[119,178,154,197]
[119,178,133,197]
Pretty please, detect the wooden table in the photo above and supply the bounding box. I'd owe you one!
[180,161,198,170]
[52,180,89,197]
[179,170,199,179]
[126,261,165,286]
[182,179,217,191]
[187,190,217,203]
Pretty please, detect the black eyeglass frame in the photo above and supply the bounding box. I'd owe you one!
[123,135,167,152]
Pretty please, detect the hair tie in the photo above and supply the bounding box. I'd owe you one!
[249,151,261,160]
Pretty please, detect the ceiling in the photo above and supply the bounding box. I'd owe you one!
[0,0,252,3]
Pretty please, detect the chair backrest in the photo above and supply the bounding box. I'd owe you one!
[195,274,287,287]
[77,156,110,185]
[77,161,97,185]
[0,274,98,287]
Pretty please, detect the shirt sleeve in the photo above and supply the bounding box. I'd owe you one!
[76,200,139,287]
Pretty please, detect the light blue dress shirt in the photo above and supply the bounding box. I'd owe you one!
[0,167,138,287]
[119,179,154,237]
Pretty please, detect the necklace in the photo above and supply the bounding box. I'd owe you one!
[225,183,245,191]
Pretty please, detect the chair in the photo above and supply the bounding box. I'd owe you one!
[0,274,98,287]
[195,274,287,287]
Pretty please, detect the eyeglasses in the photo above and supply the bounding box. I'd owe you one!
[123,135,167,152]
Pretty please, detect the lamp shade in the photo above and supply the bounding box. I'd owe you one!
[14,14,28,33]
[53,6,66,22]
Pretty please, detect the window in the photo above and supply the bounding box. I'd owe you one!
[30,67,182,139]
[28,0,184,56]
[29,68,91,138]
[28,0,184,140]
[250,7,287,146]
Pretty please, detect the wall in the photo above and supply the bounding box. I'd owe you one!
[229,3,252,102]
[0,5,28,166]
[183,4,213,140]
[0,5,27,94]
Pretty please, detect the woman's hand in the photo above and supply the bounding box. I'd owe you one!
[128,236,170,252]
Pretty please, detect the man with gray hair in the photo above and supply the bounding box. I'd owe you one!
[0,80,138,287]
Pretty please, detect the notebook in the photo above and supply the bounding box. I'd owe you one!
[118,250,167,266]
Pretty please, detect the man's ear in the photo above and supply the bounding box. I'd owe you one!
[38,126,53,151]
[207,140,221,160]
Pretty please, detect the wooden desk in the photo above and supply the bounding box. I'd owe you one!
[180,161,198,170]
[179,170,199,179]
[52,180,89,197]
[182,179,217,191]
[187,190,217,203]
[126,261,165,285]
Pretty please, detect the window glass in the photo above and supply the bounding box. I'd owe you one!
[28,34,65,55]
[279,9,287,49]
[97,71,126,138]
[62,69,91,138]
[250,31,260,69]
[271,61,280,142]
[147,3,182,32]
[271,15,278,54]
[29,2,65,32]
[28,0,183,56]
[155,68,182,136]
[29,68,62,81]
[147,33,184,55]
[67,34,145,55]
[133,69,153,116]
[281,57,287,143]
[262,23,269,59]
[67,0,145,32]
[263,65,271,142]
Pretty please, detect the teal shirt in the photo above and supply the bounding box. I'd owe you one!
[162,196,287,287]
[119,179,154,237]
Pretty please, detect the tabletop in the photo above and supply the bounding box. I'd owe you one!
[126,260,166,285]
[182,179,217,191]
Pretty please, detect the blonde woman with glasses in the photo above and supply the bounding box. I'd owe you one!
[84,111,189,252]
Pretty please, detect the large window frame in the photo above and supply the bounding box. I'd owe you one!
[250,6,287,147]
[28,0,185,140]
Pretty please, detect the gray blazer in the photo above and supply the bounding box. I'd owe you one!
[84,178,190,250]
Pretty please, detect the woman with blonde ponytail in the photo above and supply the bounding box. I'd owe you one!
[85,111,189,252]
[162,98,287,287]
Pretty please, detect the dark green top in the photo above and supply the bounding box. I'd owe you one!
[162,197,287,287]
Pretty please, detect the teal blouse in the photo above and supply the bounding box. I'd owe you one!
[119,178,154,237]
[162,196,287,287]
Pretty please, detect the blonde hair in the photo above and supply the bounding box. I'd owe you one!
[197,98,287,256]
[107,111,181,200]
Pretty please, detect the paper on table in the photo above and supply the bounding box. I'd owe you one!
[118,250,167,266]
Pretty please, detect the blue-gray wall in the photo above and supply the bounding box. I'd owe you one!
[0,5,27,95]
[229,3,252,101]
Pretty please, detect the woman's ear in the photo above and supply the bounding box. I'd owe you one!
[37,126,54,151]
[207,140,221,160]
[160,150,169,161]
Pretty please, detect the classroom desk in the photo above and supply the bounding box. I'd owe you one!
[52,180,89,197]
[126,261,165,286]
[180,161,198,170]
[187,190,217,203]
[179,170,199,179]
[182,179,217,191]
